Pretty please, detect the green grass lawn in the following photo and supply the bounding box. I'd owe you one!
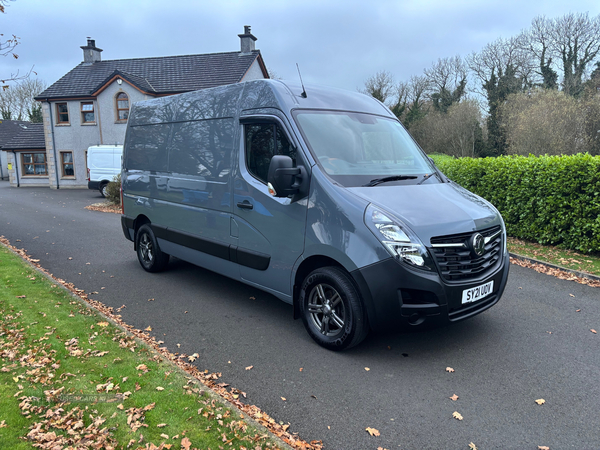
[507,237,600,277]
[0,244,288,450]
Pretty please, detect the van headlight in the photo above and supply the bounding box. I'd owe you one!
[365,204,434,271]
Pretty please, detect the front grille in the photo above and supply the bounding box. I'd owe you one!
[430,226,502,282]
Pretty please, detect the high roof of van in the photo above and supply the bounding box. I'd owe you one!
[127,79,394,127]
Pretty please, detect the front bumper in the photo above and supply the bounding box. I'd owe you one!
[351,253,510,332]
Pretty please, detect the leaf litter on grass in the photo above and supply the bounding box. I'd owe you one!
[0,238,322,450]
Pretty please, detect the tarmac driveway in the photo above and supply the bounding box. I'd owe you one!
[1,181,599,449]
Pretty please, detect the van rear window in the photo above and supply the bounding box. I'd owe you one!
[124,124,170,172]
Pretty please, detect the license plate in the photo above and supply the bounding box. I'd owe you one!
[462,281,494,304]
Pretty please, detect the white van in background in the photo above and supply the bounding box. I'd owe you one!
[87,145,123,197]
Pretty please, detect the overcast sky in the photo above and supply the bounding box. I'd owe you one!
[3,0,600,93]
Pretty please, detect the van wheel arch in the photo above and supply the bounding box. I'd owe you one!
[299,266,369,350]
[132,215,151,251]
[293,256,374,323]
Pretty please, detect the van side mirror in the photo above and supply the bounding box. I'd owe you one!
[267,155,302,198]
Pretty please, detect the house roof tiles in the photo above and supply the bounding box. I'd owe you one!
[35,50,264,100]
[0,120,45,151]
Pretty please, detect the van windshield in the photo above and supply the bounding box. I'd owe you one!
[294,110,437,187]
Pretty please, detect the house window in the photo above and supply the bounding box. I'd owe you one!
[61,152,74,177]
[81,102,95,124]
[116,92,129,121]
[21,153,48,176]
[56,103,69,124]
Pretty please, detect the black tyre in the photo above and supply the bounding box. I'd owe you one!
[299,267,369,350]
[136,224,169,272]
[99,182,109,198]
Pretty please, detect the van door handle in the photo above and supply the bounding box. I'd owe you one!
[237,200,253,210]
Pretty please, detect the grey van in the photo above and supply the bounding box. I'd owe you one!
[121,79,509,350]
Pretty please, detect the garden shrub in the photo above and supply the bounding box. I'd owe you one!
[105,173,121,206]
[433,154,600,254]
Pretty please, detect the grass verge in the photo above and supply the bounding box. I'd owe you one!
[0,244,295,450]
[508,237,600,277]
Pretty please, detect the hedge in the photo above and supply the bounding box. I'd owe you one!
[431,154,600,254]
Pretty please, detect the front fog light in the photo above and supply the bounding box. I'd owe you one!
[365,204,434,271]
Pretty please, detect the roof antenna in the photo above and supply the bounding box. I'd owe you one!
[296,63,307,98]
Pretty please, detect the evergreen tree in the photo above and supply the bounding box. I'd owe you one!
[28,103,42,123]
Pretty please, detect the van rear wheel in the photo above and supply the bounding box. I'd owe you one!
[136,224,169,272]
[299,267,368,350]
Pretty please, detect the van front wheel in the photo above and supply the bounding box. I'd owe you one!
[300,267,368,350]
[136,224,169,272]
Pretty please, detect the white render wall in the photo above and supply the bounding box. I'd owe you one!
[242,59,266,82]
[42,80,152,189]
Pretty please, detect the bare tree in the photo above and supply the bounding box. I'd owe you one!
[0,78,47,121]
[521,16,559,89]
[500,88,597,156]
[360,70,395,103]
[1,0,33,87]
[550,12,600,96]
[468,35,534,93]
[424,56,468,112]
[410,99,483,157]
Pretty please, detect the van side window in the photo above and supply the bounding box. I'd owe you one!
[125,124,170,171]
[245,123,295,184]
[169,119,234,180]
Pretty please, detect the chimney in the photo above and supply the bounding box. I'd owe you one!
[238,26,257,54]
[80,38,103,64]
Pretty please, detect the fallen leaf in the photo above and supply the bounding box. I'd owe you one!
[452,411,463,420]
[136,364,148,372]
[449,394,459,401]
[365,367,370,371]
[156,386,164,391]
[591,329,597,334]
[299,368,303,372]
[148,298,154,301]
[365,427,380,436]
[160,433,169,439]
[282,424,290,431]
[446,367,455,373]
[535,399,546,405]
[188,353,199,362]
[157,423,167,428]
[576,309,581,312]
[245,365,254,371]
[538,446,550,450]
[469,443,478,450]
[181,437,191,450]
[16,295,26,298]
[281,397,286,401]
[569,294,575,297]
[97,322,109,327]
[145,326,152,331]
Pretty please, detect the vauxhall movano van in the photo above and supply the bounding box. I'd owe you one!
[121,79,509,350]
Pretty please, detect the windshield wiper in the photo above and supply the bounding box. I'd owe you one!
[416,172,437,185]
[363,175,418,187]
